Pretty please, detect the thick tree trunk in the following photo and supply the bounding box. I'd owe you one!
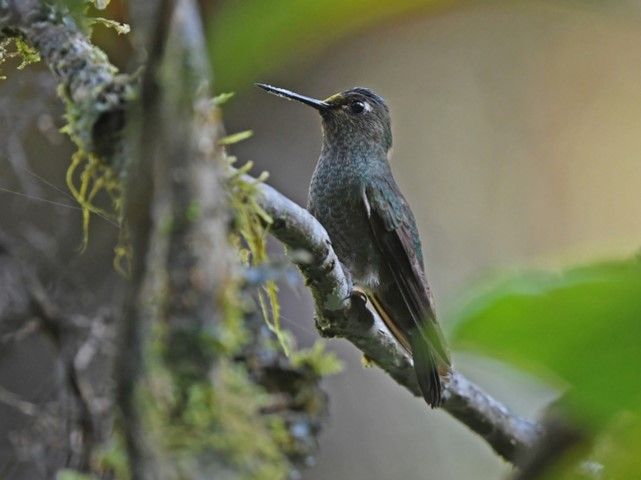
[0,1,326,478]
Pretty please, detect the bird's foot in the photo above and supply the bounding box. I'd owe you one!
[347,286,375,328]
[349,286,368,305]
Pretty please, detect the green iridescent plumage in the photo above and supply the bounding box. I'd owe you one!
[258,83,451,407]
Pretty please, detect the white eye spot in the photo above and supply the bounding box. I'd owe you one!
[349,101,371,114]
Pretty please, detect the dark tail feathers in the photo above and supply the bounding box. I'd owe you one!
[410,335,443,408]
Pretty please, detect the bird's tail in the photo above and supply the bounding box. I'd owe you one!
[410,334,443,408]
[366,288,445,408]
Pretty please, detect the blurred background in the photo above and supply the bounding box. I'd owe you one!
[3,1,641,478]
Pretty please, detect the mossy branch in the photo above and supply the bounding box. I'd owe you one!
[1,0,135,258]
[1,0,135,163]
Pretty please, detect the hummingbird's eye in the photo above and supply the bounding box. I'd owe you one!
[350,101,367,114]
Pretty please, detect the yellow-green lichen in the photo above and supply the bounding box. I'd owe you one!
[227,158,294,357]
[65,150,124,251]
[218,130,253,146]
[136,252,291,478]
[212,92,235,105]
[91,429,130,480]
[5,5,129,264]
[218,275,251,355]
[225,156,344,383]
[55,470,93,480]
[14,38,41,69]
[89,18,130,35]
[293,341,343,377]
[59,82,131,271]
[50,0,127,35]
[0,37,41,79]
[145,359,290,480]
[56,417,130,480]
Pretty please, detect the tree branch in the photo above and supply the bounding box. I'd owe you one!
[251,177,542,464]
[0,0,133,162]
[0,235,100,474]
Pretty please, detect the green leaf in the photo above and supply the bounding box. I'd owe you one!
[599,419,641,478]
[450,260,641,428]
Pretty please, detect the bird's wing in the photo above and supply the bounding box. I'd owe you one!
[362,182,451,368]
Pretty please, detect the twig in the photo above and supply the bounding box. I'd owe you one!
[251,177,542,464]
[0,385,38,416]
[0,236,95,470]
[0,319,40,345]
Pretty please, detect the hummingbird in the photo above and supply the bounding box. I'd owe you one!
[257,83,451,407]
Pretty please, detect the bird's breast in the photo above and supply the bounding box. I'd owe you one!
[308,157,385,289]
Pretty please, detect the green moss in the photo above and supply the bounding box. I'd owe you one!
[130,134,338,478]
[0,36,41,79]
[227,159,294,356]
[225,147,345,379]
[225,157,344,378]
[213,92,235,105]
[136,238,290,477]
[293,341,343,377]
[64,149,124,253]
[89,18,130,35]
[58,83,131,269]
[49,1,126,35]
[145,359,290,480]
[14,38,41,69]
[55,470,93,480]
[218,130,254,146]
[185,201,201,222]
[91,430,131,480]
[218,276,251,355]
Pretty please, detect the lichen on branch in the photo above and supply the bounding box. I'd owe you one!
[1,0,135,258]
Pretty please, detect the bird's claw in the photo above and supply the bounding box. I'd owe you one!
[349,287,368,306]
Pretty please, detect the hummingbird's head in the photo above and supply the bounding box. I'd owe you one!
[256,84,392,151]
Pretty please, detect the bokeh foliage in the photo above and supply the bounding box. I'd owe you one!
[451,259,641,476]
[208,0,459,91]
[207,0,641,93]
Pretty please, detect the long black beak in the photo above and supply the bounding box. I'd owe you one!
[256,83,329,111]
